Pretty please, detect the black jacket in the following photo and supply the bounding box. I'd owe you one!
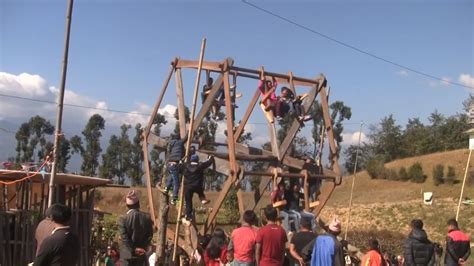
[168,139,185,162]
[34,227,80,266]
[118,208,154,260]
[183,157,214,188]
[404,229,435,266]
[445,229,471,266]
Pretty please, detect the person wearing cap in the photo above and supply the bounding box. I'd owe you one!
[182,154,214,222]
[301,217,344,266]
[34,204,80,266]
[445,218,471,266]
[118,190,154,266]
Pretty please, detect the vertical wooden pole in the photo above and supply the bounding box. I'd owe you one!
[142,140,157,225]
[172,38,206,262]
[175,68,187,139]
[303,170,309,211]
[456,149,472,220]
[49,0,74,207]
[222,61,238,178]
[344,122,363,240]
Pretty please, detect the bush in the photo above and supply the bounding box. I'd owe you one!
[409,162,426,183]
[366,157,386,179]
[446,166,457,185]
[433,164,444,186]
[385,169,399,181]
[399,167,409,181]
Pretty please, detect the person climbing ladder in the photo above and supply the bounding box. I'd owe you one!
[182,154,214,224]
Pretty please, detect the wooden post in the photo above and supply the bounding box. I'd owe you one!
[343,122,363,240]
[303,170,310,211]
[456,149,472,220]
[156,191,169,265]
[172,38,206,263]
[142,139,157,225]
[48,0,74,207]
[222,61,238,180]
[175,68,187,139]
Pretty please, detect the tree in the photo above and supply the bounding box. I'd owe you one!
[433,164,444,186]
[99,135,120,181]
[408,162,426,183]
[15,115,54,163]
[401,118,429,156]
[399,167,409,181]
[446,166,457,185]
[368,115,403,162]
[117,124,132,184]
[75,114,105,176]
[343,143,372,173]
[128,124,144,186]
[56,138,71,173]
[366,156,386,179]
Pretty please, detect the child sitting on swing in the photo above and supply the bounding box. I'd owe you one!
[279,87,312,122]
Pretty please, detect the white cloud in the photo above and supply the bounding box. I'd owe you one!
[459,73,474,88]
[396,70,408,76]
[440,77,451,86]
[0,72,49,98]
[428,77,452,88]
[341,131,367,146]
[0,71,178,132]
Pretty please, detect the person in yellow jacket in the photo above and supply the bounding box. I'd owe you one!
[361,238,386,266]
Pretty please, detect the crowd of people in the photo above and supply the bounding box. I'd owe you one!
[32,189,471,266]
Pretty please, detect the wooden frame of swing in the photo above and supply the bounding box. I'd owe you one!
[142,56,342,261]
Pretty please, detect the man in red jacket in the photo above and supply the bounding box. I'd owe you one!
[445,218,471,266]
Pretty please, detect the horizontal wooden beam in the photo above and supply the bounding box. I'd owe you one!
[198,149,277,162]
[176,59,223,70]
[235,143,305,169]
[174,58,320,87]
[243,171,336,180]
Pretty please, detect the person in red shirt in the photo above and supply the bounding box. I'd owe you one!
[205,228,228,266]
[256,205,288,266]
[361,238,385,266]
[228,210,259,265]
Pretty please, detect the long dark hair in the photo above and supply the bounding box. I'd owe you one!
[206,228,226,259]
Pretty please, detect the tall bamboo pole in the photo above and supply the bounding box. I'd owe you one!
[48,0,74,207]
[172,38,206,262]
[456,149,472,220]
[344,122,363,240]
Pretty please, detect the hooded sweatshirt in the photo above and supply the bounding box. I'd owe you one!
[182,157,214,187]
[403,229,435,266]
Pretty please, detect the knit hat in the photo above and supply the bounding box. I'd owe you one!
[190,154,199,163]
[126,190,139,205]
[328,217,341,232]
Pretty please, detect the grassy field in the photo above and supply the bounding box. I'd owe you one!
[95,149,474,253]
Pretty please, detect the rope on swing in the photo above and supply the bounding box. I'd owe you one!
[344,121,364,240]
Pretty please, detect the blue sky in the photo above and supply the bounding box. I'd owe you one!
[0,0,473,160]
